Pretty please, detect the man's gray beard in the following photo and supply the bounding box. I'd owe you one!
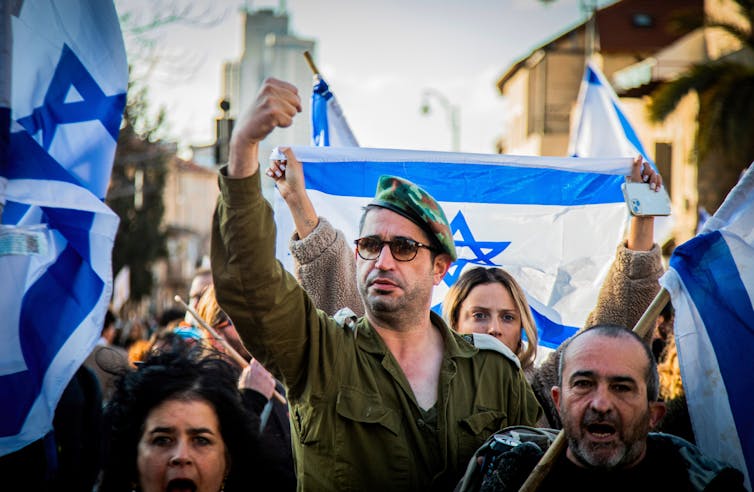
[565,410,650,470]
[568,435,628,469]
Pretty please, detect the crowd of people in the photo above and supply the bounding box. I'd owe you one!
[0,77,746,491]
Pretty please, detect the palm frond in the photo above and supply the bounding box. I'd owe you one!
[647,63,737,122]
[706,20,753,49]
[692,66,754,165]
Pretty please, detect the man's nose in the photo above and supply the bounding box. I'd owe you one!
[588,384,614,414]
[374,243,396,269]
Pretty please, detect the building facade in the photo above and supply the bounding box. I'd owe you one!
[151,156,219,313]
[221,7,315,202]
[496,0,749,243]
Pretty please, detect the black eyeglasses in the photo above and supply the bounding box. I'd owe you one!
[354,236,436,262]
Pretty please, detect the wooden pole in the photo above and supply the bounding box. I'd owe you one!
[174,295,287,405]
[303,50,320,76]
[518,287,671,491]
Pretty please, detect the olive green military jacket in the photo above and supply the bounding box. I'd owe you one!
[211,170,542,491]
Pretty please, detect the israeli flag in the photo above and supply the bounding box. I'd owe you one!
[274,146,632,350]
[311,74,358,147]
[660,165,754,489]
[569,61,653,162]
[569,61,673,242]
[0,0,126,455]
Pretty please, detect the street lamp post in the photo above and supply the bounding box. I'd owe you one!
[420,88,461,152]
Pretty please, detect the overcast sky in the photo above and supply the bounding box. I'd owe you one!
[115,0,615,155]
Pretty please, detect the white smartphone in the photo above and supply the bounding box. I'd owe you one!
[621,179,672,216]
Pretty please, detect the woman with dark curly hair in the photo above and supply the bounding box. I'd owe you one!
[99,347,271,492]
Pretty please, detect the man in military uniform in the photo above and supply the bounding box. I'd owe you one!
[211,77,542,490]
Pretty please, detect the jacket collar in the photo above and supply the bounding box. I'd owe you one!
[355,311,478,359]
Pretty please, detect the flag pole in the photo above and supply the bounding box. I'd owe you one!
[518,287,670,491]
[174,295,287,405]
[303,50,320,76]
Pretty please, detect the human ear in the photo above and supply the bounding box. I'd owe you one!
[648,401,666,429]
[551,386,562,412]
[432,254,452,285]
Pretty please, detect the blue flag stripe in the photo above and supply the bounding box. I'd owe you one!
[312,77,332,146]
[0,244,104,436]
[303,160,624,205]
[7,130,84,187]
[671,230,754,480]
[531,310,578,349]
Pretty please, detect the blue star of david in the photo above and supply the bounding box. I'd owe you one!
[443,211,511,286]
[17,44,125,151]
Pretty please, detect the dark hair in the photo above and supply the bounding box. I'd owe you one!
[99,347,269,491]
[104,309,116,329]
[157,308,186,328]
[557,325,660,402]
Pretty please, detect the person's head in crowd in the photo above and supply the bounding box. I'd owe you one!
[158,308,186,330]
[188,268,213,310]
[102,309,118,344]
[195,285,252,363]
[121,319,148,349]
[553,325,665,470]
[354,175,455,323]
[443,267,538,369]
[100,348,268,492]
[148,330,193,357]
[655,301,675,342]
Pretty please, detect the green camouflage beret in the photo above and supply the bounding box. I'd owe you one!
[369,175,457,261]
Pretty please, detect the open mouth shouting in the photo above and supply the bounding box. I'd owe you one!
[585,422,617,442]
[166,478,198,492]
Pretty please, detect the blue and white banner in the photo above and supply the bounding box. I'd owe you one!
[569,61,652,162]
[311,74,358,147]
[569,61,673,242]
[0,0,126,455]
[274,146,632,350]
[660,165,754,489]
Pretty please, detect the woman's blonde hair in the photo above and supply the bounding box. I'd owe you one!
[195,284,226,328]
[442,267,538,369]
[658,335,684,400]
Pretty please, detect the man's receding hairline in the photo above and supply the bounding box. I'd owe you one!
[561,328,647,376]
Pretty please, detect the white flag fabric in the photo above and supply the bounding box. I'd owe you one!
[659,165,754,489]
[0,0,126,455]
[569,61,652,161]
[569,61,673,242]
[311,74,358,147]
[274,146,632,350]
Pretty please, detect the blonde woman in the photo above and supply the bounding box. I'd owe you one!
[442,267,538,373]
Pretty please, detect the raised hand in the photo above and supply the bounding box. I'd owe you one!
[228,78,302,178]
